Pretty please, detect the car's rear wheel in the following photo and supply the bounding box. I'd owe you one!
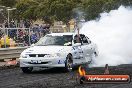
[65,54,73,72]
[21,67,33,73]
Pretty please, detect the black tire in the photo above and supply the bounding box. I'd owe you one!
[64,54,73,72]
[21,67,33,73]
[80,76,85,84]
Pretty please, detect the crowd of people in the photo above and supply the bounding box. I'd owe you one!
[0,20,51,47]
[17,24,50,46]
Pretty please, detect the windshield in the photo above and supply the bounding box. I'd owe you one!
[35,35,72,46]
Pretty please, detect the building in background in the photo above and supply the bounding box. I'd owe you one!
[68,19,76,32]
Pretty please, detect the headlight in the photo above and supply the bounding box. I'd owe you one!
[21,54,28,58]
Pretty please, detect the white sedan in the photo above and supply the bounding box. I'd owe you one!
[19,33,98,73]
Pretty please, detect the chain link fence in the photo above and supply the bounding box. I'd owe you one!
[0,27,49,48]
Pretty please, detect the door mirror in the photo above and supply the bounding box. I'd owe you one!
[73,43,81,47]
[64,42,72,46]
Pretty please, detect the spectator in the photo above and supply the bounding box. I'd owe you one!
[23,31,30,46]
[24,20,31,28]
[0,35,10,48]
[45,24,50,34]
[5,22,8,28]
[8,21,17,39]
[19,19,24,28]
[30,32,38,44]
[17,29,24,43]
[39,25,45,37]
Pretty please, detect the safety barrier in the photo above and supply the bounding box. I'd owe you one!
[0,47,28,61]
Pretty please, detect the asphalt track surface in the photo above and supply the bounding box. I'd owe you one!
[0,64,132,88]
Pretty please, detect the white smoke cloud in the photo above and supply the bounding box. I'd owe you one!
[80,6,132,67]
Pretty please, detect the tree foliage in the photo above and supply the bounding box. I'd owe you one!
[0,0,17,7]
[0,0,132,23]
[15,0,38,20]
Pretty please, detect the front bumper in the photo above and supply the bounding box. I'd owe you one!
[19,57,66,68]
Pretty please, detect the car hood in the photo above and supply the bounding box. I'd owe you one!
[22,46,72,55]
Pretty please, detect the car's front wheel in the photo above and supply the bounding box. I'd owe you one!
[65,54,73,72]
[21,67,33,73]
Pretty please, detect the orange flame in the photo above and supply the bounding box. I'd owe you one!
[78,66,86,76]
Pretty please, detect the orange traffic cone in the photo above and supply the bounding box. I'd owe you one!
[104,64,109,74]
[6,60,17,65]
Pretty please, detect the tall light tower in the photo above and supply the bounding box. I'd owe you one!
[0,6,5,25]
[7,7,16,27]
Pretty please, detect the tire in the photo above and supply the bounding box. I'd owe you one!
[64,54,73,72]
[21,67,33,73]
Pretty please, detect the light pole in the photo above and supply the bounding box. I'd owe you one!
[7,8,16,27]
[0,5,5,26]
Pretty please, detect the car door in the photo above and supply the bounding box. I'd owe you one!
[80,34,94,63]
[72,35,84,64]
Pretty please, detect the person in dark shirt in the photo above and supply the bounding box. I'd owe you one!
[5,22,8,28]
[30,32,38,44]
[23,31,30,46]
[24,20,31,28]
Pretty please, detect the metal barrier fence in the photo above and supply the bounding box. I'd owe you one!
[0,47,28,60]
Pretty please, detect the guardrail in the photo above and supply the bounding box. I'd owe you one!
[0,47,28,60]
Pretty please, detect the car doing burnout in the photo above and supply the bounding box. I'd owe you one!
[19,33,98,73]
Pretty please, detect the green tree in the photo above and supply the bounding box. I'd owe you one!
[15,0,81,23]
[81,0,132,21]
[0,0,17,7]
[1,0,132,23]
[15,0,39,20]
